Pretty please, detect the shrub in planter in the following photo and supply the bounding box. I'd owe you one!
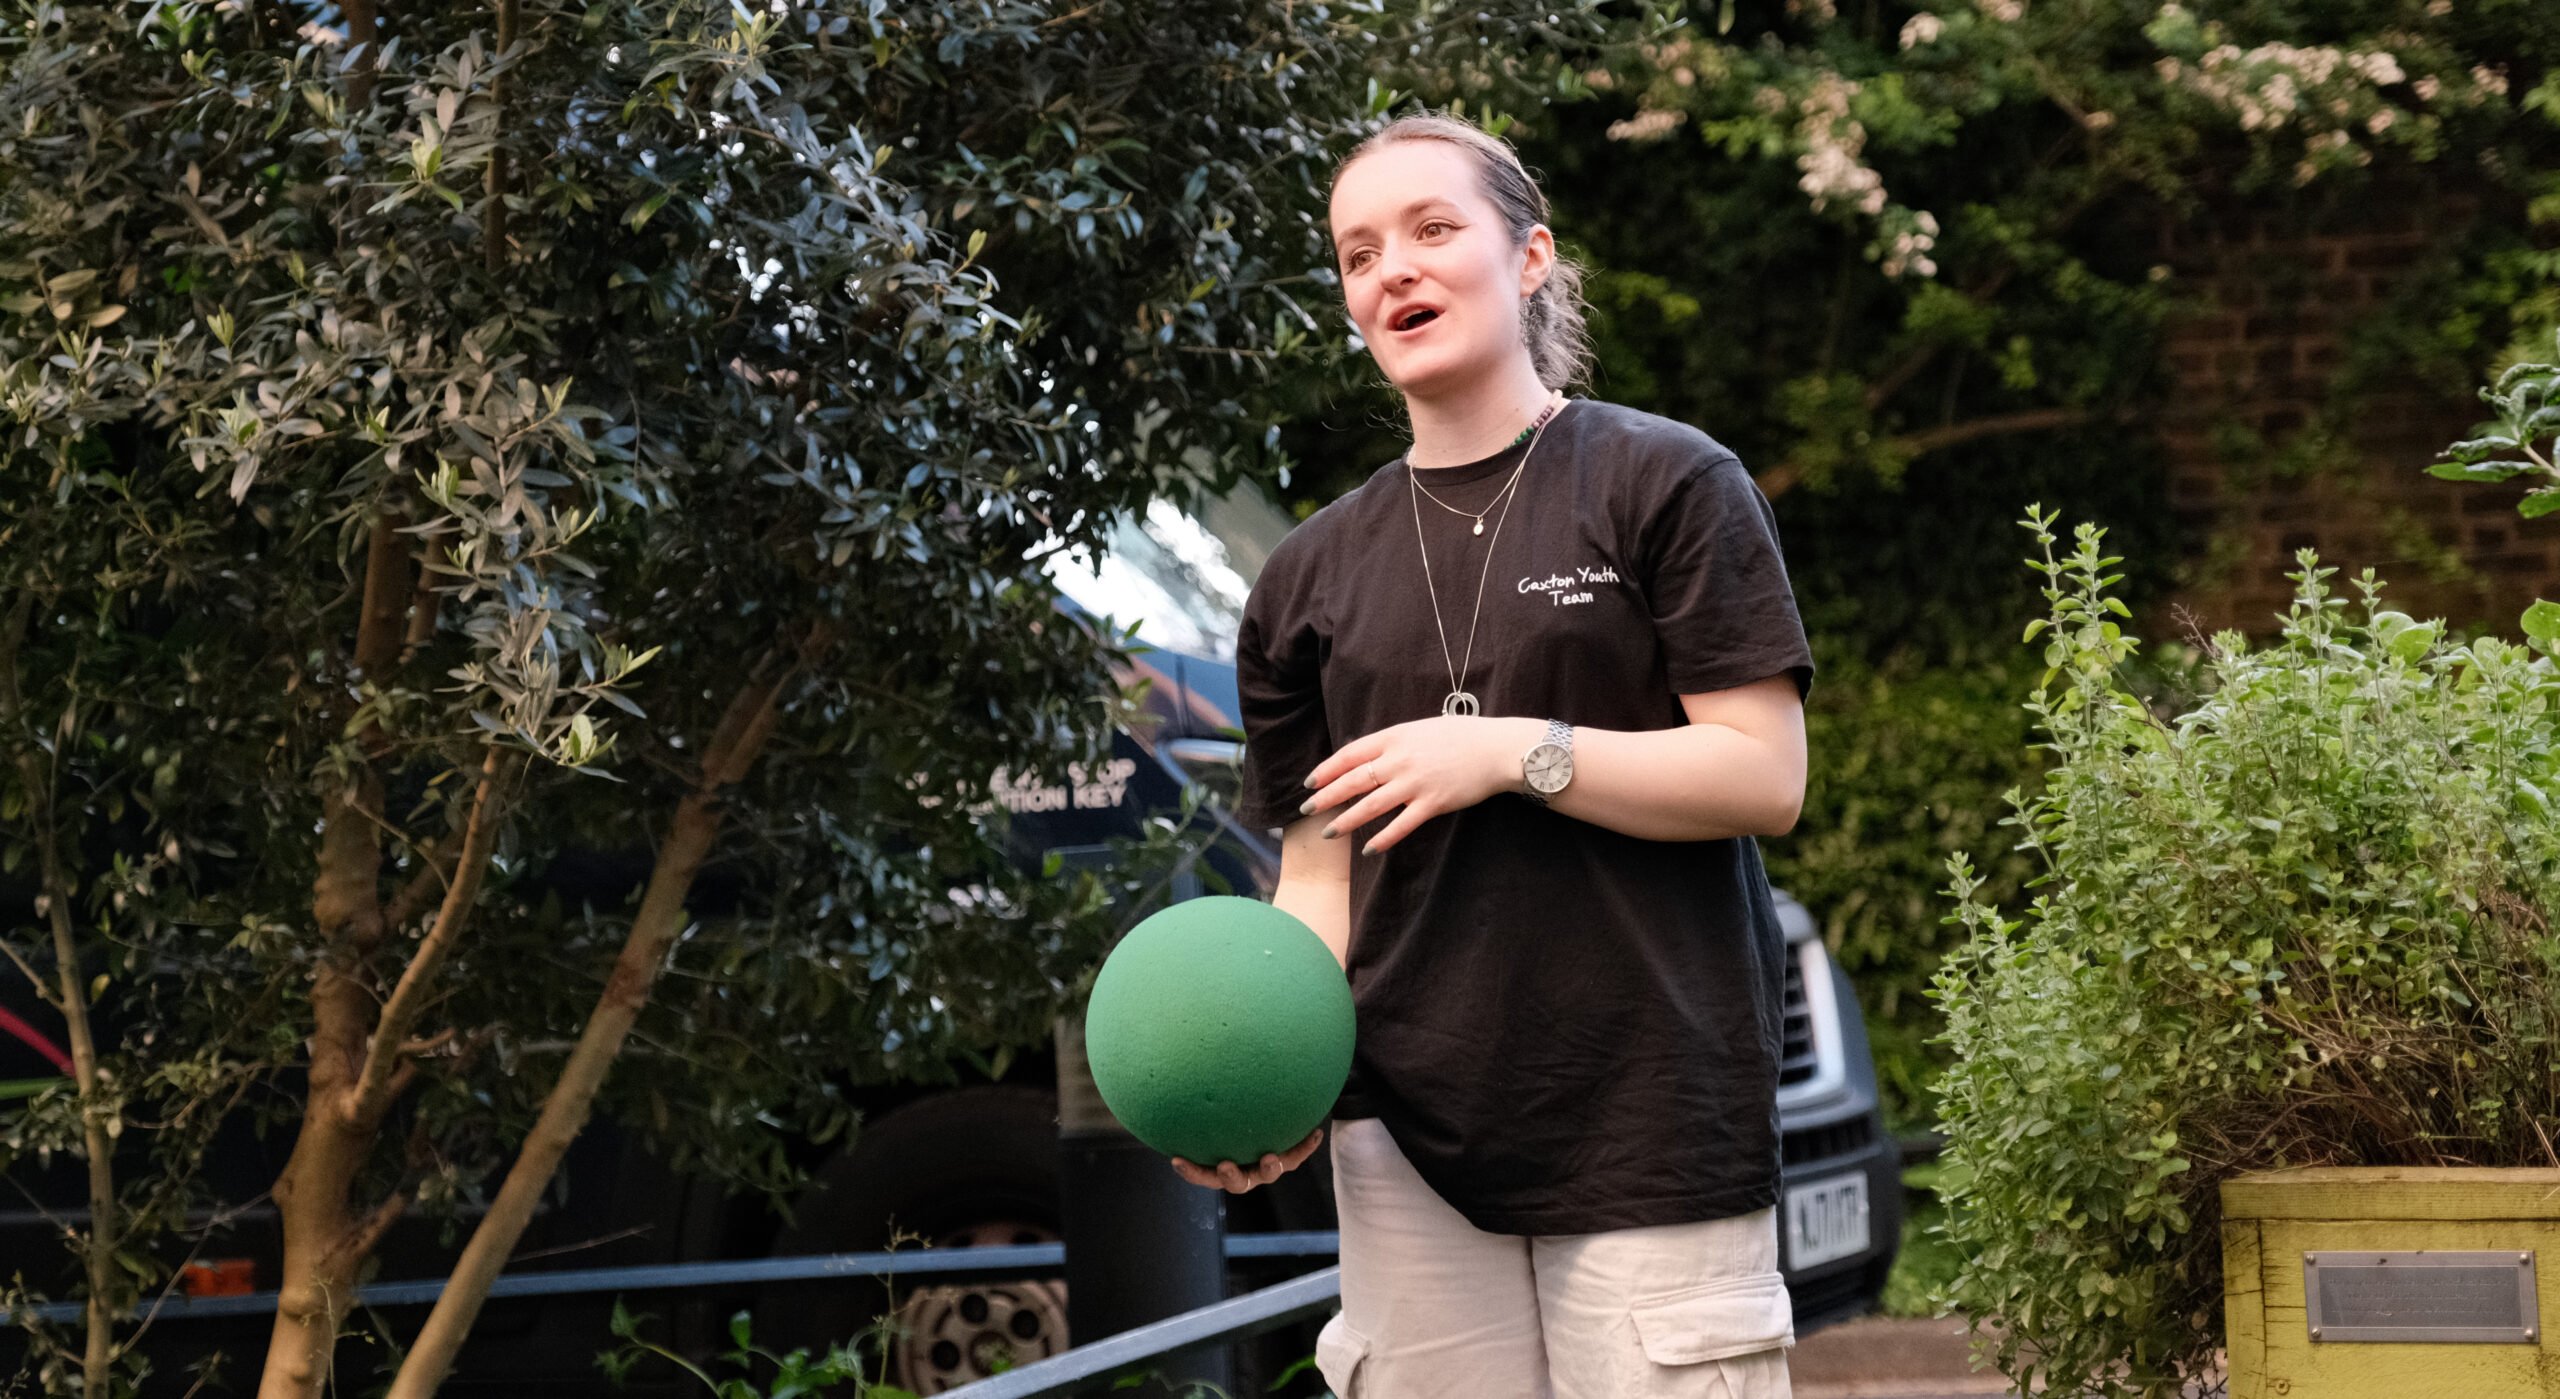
[1931,508,2560,1398]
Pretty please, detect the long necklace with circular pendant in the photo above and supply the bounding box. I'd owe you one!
[1410,395,1565,719]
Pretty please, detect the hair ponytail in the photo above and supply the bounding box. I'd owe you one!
[1334,113,1594,392]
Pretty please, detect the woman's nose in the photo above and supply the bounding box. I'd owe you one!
[1373,240,1419,288]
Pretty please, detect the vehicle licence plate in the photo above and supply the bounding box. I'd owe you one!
[1784,1171,1871,1271]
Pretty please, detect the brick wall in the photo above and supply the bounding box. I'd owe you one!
[2153,196,2560,638]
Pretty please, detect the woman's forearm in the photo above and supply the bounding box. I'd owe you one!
[1272,813,1355,966]
[1540,717,1803,842]
[1297,674,1807,856]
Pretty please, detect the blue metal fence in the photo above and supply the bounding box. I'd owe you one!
[942,1266,1341,1399]
[15,1231,1341,1326]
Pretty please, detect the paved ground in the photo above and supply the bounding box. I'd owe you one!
[1791,1315,2015,1399]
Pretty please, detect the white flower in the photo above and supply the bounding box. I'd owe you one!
[1882,228,1939,278]
[1900,13,1945,48]
[2473,65,2511,97]
[1793,73,1889,215]
[2414,75,2441,101]
[2367,108,2396,133]
[1606,109,1684,143]
[2349,52,2404,86]
[1978,0,2023,20]
[2085,109,2116,130]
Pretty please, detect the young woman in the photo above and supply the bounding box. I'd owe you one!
[1175,113,1812,1399]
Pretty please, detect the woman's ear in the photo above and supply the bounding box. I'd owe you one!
[1517,225,1557,299]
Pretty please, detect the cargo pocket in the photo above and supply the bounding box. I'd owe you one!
[1628,1273,1795,1398]
[1314,1310,1372,1397]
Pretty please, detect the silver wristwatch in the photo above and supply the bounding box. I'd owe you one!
[1521,718,1574,805]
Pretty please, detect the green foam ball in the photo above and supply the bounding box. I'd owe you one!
[1084,896,1355,1166]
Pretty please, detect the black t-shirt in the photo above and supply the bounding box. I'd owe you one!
[1232,399,1814,1236]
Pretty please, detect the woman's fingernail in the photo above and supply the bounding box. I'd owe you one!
[1298,797,1315,815]
[1302,774,1318,788]
[1361,841,1379,857]
[1321,824,1337,840]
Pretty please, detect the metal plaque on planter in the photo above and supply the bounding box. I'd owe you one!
[2304,1251,2539,1344]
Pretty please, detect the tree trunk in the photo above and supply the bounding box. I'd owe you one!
[0,595,119,1394]
[256,513,425,1399]
[382,654,803,1399]
[40,824,118,1398]
[255,772,398,1399]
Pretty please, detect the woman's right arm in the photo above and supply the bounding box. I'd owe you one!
[1166,812,1351,1193]
[1271,811,1354,967]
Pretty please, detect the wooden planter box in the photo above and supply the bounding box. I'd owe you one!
[2223,1167,2560,1397]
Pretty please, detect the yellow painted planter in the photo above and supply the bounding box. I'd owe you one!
[2223,1167,2560,1397]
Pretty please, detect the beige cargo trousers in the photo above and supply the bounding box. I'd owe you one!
[1315,1118,1795,1399]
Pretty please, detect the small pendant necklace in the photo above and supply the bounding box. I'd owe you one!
[1411,417,1542,536]
[1409,395,1566,719]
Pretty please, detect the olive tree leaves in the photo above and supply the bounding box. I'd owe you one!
[0,0,1393,1377]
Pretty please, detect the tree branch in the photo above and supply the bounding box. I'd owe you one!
[482,0,519,276]
[339,1189,411,1269]
[354,747,512,1121]
[1754,405,2103,502]
[1859,271,2017,413]
[1898,405,2098,456]
[380,838,467,941]
[344,0,379,109]
[401,526,449,664]
[383,627,830,1399]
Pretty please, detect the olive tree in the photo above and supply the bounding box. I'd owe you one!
[0,0,1472,1390]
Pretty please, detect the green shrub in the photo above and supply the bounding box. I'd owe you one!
[1932,508,2560,1398]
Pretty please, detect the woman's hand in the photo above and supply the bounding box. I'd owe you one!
[1170,1128,1326,1194]
[1298,715,1541,855]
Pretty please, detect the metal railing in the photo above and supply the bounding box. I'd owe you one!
[943,1266,1342,1399]
[15,1231,1341,1326]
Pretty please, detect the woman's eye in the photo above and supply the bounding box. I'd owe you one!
[1419,221,1450,238]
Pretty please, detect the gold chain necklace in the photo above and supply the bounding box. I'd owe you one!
[1410,415,1544,535]
[1408,395,1566,719]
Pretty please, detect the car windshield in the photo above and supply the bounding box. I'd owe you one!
[1044,483,1297,663]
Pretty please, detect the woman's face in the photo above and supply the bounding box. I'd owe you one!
[1329,140,1551,399]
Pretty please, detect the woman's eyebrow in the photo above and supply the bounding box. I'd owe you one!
[1332,198,1465,246]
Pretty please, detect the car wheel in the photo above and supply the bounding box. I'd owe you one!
[758,1086,1065,1390]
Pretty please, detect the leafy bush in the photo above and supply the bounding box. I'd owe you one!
[2431,329,2560,513]
[1932,508,2560,1398]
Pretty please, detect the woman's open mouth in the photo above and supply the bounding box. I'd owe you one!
[1391,306,1440,333]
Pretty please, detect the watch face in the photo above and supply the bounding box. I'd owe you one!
[1525,741,1571,794]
